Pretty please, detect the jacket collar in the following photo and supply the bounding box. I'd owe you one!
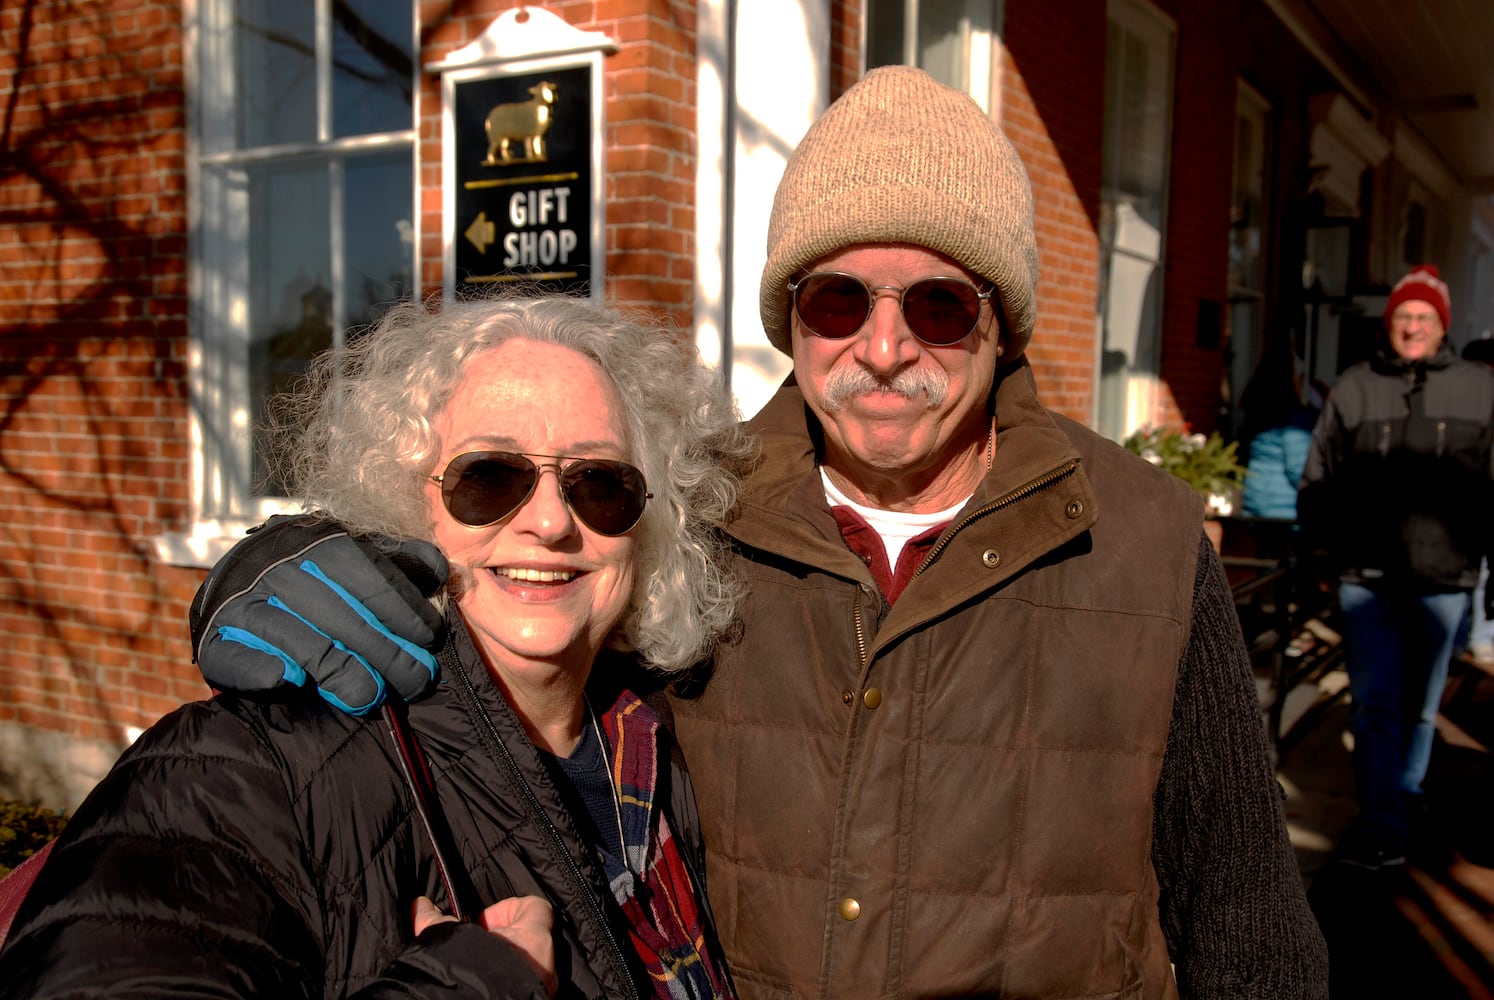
[1371,340,1458,375]
[729,359,1094,583]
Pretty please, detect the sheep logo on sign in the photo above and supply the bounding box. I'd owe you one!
[482,81,558,165]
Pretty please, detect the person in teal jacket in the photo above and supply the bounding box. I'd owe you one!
[1239,345,1317,521]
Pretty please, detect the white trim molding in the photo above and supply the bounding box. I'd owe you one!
[1308,94,1390,216]
[425,6,618,72]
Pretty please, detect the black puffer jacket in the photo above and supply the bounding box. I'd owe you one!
[1299,343,1494,592]
[0,612,713,999]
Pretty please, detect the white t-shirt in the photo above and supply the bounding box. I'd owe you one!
[821,467,968,570]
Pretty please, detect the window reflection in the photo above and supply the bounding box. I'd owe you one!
[242,152,413,496]
[332,0,415,139]
[235,0,316,147]
[247,160,331,495]
[343,152,416,329]
[865,0,993,97]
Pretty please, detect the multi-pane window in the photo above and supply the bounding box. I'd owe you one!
[866,0,997,108]
[1096,0,1174,440]
[1227,82,1271,438]
[192,1,416,533]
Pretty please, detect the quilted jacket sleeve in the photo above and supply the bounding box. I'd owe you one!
[1150,535,1330,999]
[0,701,549,999]
[356,922,549,999]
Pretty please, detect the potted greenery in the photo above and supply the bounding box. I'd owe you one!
[1123,426,1246,549]
[0,800,67,876]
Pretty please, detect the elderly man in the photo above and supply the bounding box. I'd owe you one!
[1299,264,1494,871]
[194,68,1328,997]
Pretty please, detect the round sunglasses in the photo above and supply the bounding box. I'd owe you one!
[788,271,994,346]
[430,451,652,536]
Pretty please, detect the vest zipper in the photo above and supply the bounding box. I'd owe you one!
[444,635,641,1000]
[915,459,1080,575]
[852,585,869,668]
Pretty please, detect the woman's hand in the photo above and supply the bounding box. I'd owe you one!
[414,895,558,997]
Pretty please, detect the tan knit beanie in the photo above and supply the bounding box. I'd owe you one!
[760,65,1038,358]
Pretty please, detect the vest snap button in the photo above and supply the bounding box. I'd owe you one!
[862,688,883,709]
[841,689,854,705]
[838,897,861,921]
[981,549,1001,568]
[1065,499,1084,518]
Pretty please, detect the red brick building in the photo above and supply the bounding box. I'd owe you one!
[3,0,1491,805]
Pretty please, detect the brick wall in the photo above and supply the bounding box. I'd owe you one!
[0,0,204,767]
[828,0,862,101]
[1156,0,1236,432]
[1001,0,1106,424]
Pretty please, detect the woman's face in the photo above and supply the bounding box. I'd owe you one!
[427,339,639,681]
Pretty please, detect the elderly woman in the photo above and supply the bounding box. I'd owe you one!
[0,297,747,999]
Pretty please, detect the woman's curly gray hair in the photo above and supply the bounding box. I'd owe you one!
[265,295,755,672]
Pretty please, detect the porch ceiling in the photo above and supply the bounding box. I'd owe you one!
[1285,0,1494,193]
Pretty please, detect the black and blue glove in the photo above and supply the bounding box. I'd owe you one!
[190,515,450,715]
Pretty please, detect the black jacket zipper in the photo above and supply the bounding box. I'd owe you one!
[443,635,641,1000]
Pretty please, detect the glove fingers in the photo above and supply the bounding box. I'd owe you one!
[202,613,386,714]
[263,559,441,702]
[282,559,440,702]
[354,538,450,653]
[293,540,444,647]
[201,624,311,690]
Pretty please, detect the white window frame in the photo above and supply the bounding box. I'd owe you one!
[159,0,418,566]
[864,0,999,110]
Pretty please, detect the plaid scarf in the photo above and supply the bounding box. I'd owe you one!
[597,691,735,1000]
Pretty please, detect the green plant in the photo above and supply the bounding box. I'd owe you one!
[1123,425,1246,516]
[0,800,68,876]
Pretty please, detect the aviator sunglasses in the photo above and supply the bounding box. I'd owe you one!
[430,451,652,536]
[788,271,994,346]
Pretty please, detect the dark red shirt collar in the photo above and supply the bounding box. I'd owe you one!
[829,505,951,605]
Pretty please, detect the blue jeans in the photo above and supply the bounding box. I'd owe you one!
[1339,581,1470,843]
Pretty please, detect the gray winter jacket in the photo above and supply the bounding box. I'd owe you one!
[1299,343,1494,592]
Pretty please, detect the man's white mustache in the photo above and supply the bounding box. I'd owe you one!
[821,366,949,411]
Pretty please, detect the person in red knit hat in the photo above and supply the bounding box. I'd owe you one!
[1300,263,1494,869]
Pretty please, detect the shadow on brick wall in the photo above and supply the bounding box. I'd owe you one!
[0,1,207,801]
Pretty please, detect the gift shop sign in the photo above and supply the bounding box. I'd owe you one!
[432,9,615,301]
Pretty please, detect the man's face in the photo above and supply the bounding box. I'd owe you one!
[790,243,1003,510]
[1388,300,1446,361]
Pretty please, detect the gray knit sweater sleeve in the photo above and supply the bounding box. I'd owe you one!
[1151,534,1330,998]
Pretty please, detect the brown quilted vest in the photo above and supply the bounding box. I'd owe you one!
[669,363,1202,999]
